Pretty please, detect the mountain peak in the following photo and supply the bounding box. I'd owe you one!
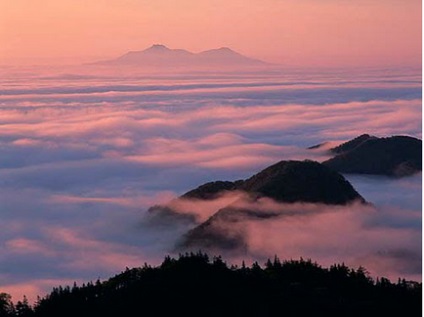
[217,47,233,52]
[144,44,170,52]
[240,160,365,204]
[324,135,422,177]
[200,47,239,55]
[177,160,367,250]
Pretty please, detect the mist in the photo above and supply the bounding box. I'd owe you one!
[0,66,421,303]
[146,173,421,283]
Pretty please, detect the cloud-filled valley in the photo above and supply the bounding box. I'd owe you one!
[0,66,421,302]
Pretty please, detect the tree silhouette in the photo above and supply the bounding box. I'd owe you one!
[0,293,14,317]
[0,253,421,317]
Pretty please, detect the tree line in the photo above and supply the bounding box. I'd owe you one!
[1,252,421,316]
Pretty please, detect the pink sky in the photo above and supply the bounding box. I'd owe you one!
[0,0,421,67]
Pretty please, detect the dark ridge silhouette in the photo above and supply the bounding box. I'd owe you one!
[145,180,243,227]
[178,203,270,251]
[181,180,243,200]
[94,44,269,67]
[144,205,197,227]
[177,160,366,250]
[157,160,364,208]
[307,141,329,150]
[239,160,364,204]
[146,160,365,226]
[7,253,419,317]
[179,209,248,250]
[330,134,377,154]
[323,136,422,177]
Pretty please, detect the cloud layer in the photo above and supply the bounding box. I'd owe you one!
[0,66,421,303]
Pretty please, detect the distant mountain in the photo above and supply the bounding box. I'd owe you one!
[178,160,366,250]
[109,44,194,66]
[195,47,266,65]
[95,44,269,67]
[323,135,422,177]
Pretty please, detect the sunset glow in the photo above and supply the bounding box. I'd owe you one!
[0,0,421,311]
[0,0,421,67]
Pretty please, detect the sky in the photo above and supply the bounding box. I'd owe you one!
[0,0,421,306]
[0,0,421,67]
[0,67,421,303]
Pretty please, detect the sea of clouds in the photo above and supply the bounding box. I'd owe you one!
[0,65,421,302]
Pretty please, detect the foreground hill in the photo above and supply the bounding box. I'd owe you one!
[14,253,419,317]
[323,135,422,177]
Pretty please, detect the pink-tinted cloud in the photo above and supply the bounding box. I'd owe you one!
[174,194,420,282]
[244,204,421,281]
[159,191,248,223]
[0,68,420,305]
[42,227,149,271]
[5,239,54,257]
[48,191,176,208]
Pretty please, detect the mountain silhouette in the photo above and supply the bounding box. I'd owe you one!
[238,160,364,204]
[307,142,330,150]
[148,160,364,224]
[95,44,269,67]
[330,134,378,154]
[147,160,366,250]
[178,160,366,250]
[182,180,243,200]
[323,135,422,177]
[195,47,266,65]
[180,160,364,205]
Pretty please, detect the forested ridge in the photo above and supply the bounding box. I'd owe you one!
[1,252,421,316]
